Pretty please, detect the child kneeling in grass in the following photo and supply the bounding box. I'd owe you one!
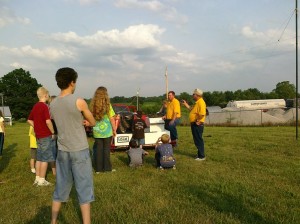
[155,134,176,170]
[127,139,149,167]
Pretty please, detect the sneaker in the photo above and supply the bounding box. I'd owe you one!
[31,168,36,174]
[159,166,164,170]
[37,180,52,186]
[195,157,206,161]
[111,169,116,172]
[33,180,38,186]
[172,165,176,170]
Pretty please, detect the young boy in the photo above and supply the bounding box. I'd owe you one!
[50,67,96,224]
[126,139,149,167]
[132,111,148,148]
[27,87,56,186]
[155,134,176,170]
[29,126,37,173]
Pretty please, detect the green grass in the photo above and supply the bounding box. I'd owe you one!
[0,123,299,223]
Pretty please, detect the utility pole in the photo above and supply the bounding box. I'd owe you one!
[296,0,299,139]
[136,88,140,111]
[165,66,168,100]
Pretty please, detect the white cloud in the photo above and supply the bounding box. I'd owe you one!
[0,6,30,27]
[241,25,294,46]
[79,0,99,5]
[64,0,100,5]
[10,62,30,70]
[114,0,188,25]
[114,0,164,11]
[48,24,164,49]
[0,45,75,61]
[121,55,144,70]
[161,51,198,68]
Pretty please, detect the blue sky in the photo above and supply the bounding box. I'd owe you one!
[0,0,297,98]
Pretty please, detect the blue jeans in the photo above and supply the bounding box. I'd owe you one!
[191,123,205,158]
[53,149,94,204]
[131,138,145,147]
[164,118,180,141]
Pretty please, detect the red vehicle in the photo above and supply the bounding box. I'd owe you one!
[112,104,137,113]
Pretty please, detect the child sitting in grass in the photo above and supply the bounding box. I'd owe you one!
[155,134,176,170]
[126,139,149,167]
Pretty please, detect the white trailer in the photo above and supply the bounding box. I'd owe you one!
[226,99,286,110]
[111,117,170,150]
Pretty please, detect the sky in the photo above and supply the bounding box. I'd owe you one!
[0,0,298,98]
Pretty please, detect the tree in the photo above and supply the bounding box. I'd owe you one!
[0,68,42,119]
[179,92,192,104]
[272,81,296,99]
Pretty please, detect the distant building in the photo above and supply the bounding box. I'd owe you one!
[207,106,222,113]
[0,106,12,126]
[226,99,286,110]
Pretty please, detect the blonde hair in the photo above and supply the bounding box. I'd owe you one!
[90,86,111,120]
[37,87,49,99]
[161,134,170,144]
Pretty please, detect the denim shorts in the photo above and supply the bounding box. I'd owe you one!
[132,138,145,146]
[53,149,95,205]
[36,136,55,162]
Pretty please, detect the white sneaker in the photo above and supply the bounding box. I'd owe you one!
[33,180,38,186]
[195,157,206,161]
[37,180,52,186]
[31,168,36,174]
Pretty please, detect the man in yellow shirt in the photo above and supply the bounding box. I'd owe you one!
[163,91,181,146]
[182,89,206,160]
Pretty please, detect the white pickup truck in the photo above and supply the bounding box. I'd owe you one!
[110,104,172,150]
[111,117,171,150]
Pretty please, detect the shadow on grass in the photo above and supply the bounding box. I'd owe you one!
[185,184,274,224]
[25,205,64,224]
[28,190,83,223]
[116,154,129,166]
[0,143,17,173]
[174,147,196,158]
[70,187,83,222]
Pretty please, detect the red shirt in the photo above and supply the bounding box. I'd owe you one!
[28,102,52,139]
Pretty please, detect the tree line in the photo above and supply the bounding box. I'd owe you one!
[0,68,297,120]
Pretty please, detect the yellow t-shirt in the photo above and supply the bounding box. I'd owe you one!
[166,98,181,119]
[189,98,206,123]
[29,126,37,149]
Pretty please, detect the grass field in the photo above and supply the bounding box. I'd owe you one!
[0,123,299,224]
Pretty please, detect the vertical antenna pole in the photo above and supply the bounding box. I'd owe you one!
[165,66,168,100]
[296,0,299,139]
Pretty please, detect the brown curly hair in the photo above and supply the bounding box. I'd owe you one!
[90,86,111,121]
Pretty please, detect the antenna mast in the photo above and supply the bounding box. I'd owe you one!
[137,88,140,111]
[296,0,299,139]
[165,66,168,100]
